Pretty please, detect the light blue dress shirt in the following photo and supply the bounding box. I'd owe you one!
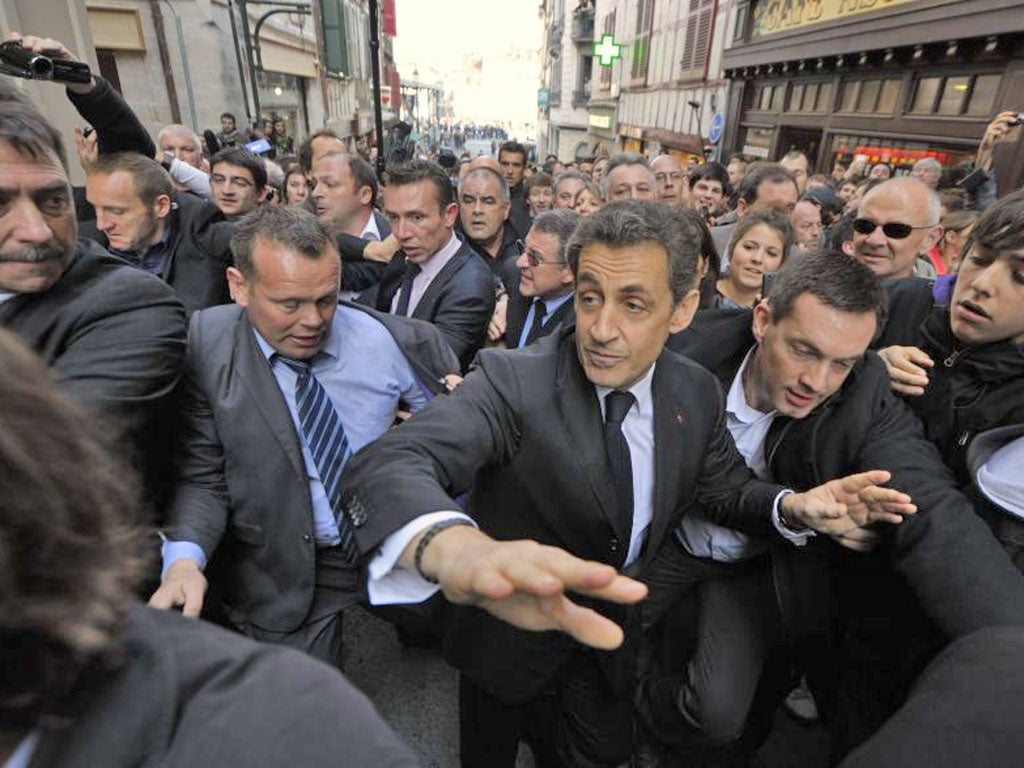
[163,304,430,569]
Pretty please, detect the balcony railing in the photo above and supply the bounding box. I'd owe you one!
[571,8,595,42]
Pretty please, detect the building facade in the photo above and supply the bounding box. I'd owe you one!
[539,0,592,160]
[721,0,1024,190]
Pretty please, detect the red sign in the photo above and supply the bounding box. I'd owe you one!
[382,0,397,37]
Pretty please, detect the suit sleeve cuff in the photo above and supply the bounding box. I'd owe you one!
[771,490,816,547]
[366,511,476,605]
[160,539,208,576]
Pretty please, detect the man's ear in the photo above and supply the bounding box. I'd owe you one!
[357,184,373,207]
[920,223,943,254]
[751,299,773,344]
[442,202,459,229]
[668,288,701,334]
[226,266,250,307]
[154,194,173,220]
[501,201,510,222]
[736,198,748,217]
[256,186,270,203]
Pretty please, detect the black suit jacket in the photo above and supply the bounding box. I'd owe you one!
[27,604,417,768]
[165,303,453,632]
[505,292,575,349]
[343,328,784,703]
[367,239,496,371]
[0,240,186,515]
[668,309,1024,641]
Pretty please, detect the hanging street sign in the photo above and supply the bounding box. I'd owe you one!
[593,35,621,68]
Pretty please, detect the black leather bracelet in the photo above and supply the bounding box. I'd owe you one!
[414,518,474,584]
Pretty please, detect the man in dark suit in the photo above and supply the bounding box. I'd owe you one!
[0,82,186,515]
[82,152,233,316]
[364,160,495,371]
[343,201,909,767]
[151,206,647,668]
[311,151,396,294]
[504,208,578,349]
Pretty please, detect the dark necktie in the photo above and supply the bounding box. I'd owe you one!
[603,390,636,549]
[523,299,548,346]
[278,356,358,562]
[395,262,422,316]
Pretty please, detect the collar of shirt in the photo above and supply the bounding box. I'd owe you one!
[251,310,343,367]
[2,731,39,768]
[595,362,655,422]
[359,210,381,241]
[0,291,15,304]
[538,290,573,315]
[727,347,776,428]
[415,231,460,283]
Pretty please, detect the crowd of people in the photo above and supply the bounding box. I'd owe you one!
[3,29,1024,768]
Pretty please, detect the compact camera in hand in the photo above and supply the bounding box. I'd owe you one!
[0,41,91,84]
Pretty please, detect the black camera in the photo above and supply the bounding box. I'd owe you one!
[0,41,91,84]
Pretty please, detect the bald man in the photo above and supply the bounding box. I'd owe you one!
[651,154,689,209]
[850,178,942,280]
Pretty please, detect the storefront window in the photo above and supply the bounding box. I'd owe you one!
[858,80,880,112]
[829,133,974,176]
[816,82,835,112]
[937,76,969,115]
[911,77,941,113]
[740,126,774,159]
[877,79,901,114]
[839,81,859,112]
[967,74,1000,116]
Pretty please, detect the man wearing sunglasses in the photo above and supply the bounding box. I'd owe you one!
[505,209,579,349]
[851,178,942,280]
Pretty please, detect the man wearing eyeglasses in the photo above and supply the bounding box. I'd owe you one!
[651,154,690,209]
[505,209,579,349]
[851,178,942,280]
[209,148,269,221]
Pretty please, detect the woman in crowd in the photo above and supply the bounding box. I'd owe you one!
[573,179,604,218]
[282,165,310,207]
[714,209,793,309]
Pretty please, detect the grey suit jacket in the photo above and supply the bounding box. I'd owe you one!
[165,304,433,632]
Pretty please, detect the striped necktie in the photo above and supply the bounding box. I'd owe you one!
[277,355,358,562]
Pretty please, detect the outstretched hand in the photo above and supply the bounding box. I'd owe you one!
[5,32,93,94]
[411,526,647,650]
[878,345,933,396]
[782,470,916,539]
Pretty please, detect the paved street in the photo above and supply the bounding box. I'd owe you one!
[343,606,829,768]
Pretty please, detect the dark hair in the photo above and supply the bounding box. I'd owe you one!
[298,129,343,174]
[0,80,68,170]
[230,205,336,277]
[0,329,147,731]
[566,200,700,304]
[386,160,456,210]
[531,208,581,263]
[524,172,553,196]
[210,147,268,189]
[965,188,1024,259]
[727,209,795,262]
[765,250,887,332]
[89,152,174,207]
[828,209,857,252]
[688,162,732,197]
[220,112,236,123]
[498,141,527,162]
[737,163,797,205]
[319,152,379,208]
[282,166,309,205]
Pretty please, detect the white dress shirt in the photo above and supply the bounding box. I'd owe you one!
[391,232,461,316]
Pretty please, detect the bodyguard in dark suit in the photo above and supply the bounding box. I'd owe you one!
[504,209,579,349]
[0,86,186,516]
[82,152,233,316]
[151,207,645,669]
[343,202,908,767]
[363,161,495,371]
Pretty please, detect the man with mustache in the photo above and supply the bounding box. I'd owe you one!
[0,82,186,513]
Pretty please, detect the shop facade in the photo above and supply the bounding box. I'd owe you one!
[720,0,1024,192]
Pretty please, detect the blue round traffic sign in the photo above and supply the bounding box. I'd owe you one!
[708,112,724,144]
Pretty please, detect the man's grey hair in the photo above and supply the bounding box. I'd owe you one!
[458,166,510,202]
[0,80,68,170]
[158,123,202,153]
[566,200,699,304]
[913,157,942,174]
[552,169,589,196]
[860,177,942,226]
[602,152,655,198]
[231,205,336,278]
[530,209,581,264]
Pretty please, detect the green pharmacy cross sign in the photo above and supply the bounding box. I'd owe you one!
[593,34,621,67]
